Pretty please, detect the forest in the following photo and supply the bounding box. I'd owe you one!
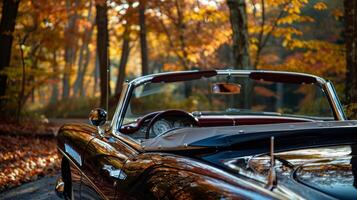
[0,0,356,120]
[0,0,357,194]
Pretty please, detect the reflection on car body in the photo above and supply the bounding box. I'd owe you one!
[56,70,357,200]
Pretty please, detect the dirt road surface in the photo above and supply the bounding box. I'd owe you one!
[0,175,61,200]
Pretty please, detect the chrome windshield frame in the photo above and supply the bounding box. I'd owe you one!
[324,81,347,120]
[110,70,347,144]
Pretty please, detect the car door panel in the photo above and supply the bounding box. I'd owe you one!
[57,124,97,199]
[81,136,137,199]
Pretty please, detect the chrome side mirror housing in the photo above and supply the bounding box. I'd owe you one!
[89,108,108,137]
[89,108,107,127]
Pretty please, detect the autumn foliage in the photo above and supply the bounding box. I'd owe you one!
[0,0,347,119]
[0,135,60,191]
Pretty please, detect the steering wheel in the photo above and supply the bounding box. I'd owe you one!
[145,110,198,139]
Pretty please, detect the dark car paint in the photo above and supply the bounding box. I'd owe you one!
[58,124,140,199]
[188,122,357,151]
[56,70,350,200]
[120,153,281,199]
[57,123,281,200]
[57,123,97,199]
[80,136,137,199]
[57,121,357,200]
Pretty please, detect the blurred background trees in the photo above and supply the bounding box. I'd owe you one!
[0,0,20,108]
[227,0,251,69]
[344,0,357,118]
[0,0,355,120]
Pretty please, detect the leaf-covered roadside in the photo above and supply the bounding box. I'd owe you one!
[0,120,58,136]
[0,135,60,192]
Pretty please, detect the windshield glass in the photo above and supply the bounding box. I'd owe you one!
[123,74,333,124]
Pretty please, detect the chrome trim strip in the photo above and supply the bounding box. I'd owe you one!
[325,81,346,120]
[64,143,82,166]
[111,82,143,150]
[58,147,82,172]
[111,84,130,134]
[117,83,134,128]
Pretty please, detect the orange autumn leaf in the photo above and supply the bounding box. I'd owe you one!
[313,2,328,10]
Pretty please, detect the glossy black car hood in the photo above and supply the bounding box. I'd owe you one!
[142,121,357,199]
[142,121,357,152]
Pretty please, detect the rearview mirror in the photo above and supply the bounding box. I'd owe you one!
[211,83,241,94]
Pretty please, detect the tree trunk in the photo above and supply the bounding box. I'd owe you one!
[74,40,92,97]
[93,52,99,96]
[74,1,94,97]
[63,0,79,99]
[17,37,26,122]
[345,0,357,105]
[115,25,130,97]
[0,0,20,106]
[74,26,94,97]
[73,42,86,97]
[96,2,109,109]
[227,0,251,70]
[175,0,189,69]
[227,0,252,109]
[139,0,149,76]
[50,50,59,104]
[79,44,92,97]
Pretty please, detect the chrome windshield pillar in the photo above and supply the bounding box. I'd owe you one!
[324,81,347,120]
[111,83,131,134]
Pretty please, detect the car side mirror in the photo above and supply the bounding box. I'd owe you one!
[89,108,107,127]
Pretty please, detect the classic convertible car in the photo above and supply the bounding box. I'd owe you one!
[55,70,357,200]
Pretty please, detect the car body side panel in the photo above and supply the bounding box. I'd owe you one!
[58,152,83,199]
[149,154,280,199]
[69,159,82,199]
[57,123,97,166]
[114,153,157,199]
[132,167,275,200]
[80,136,138,199]
[57,123,97,199]
[116,153,279,199]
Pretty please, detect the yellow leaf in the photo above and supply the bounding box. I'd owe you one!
[313,2,328,10]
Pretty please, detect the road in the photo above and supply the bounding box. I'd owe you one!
[0,175,61,200]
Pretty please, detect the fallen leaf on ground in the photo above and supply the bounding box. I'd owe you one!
[0,135,60,192]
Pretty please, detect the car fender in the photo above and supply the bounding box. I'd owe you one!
[118,153,281,200]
